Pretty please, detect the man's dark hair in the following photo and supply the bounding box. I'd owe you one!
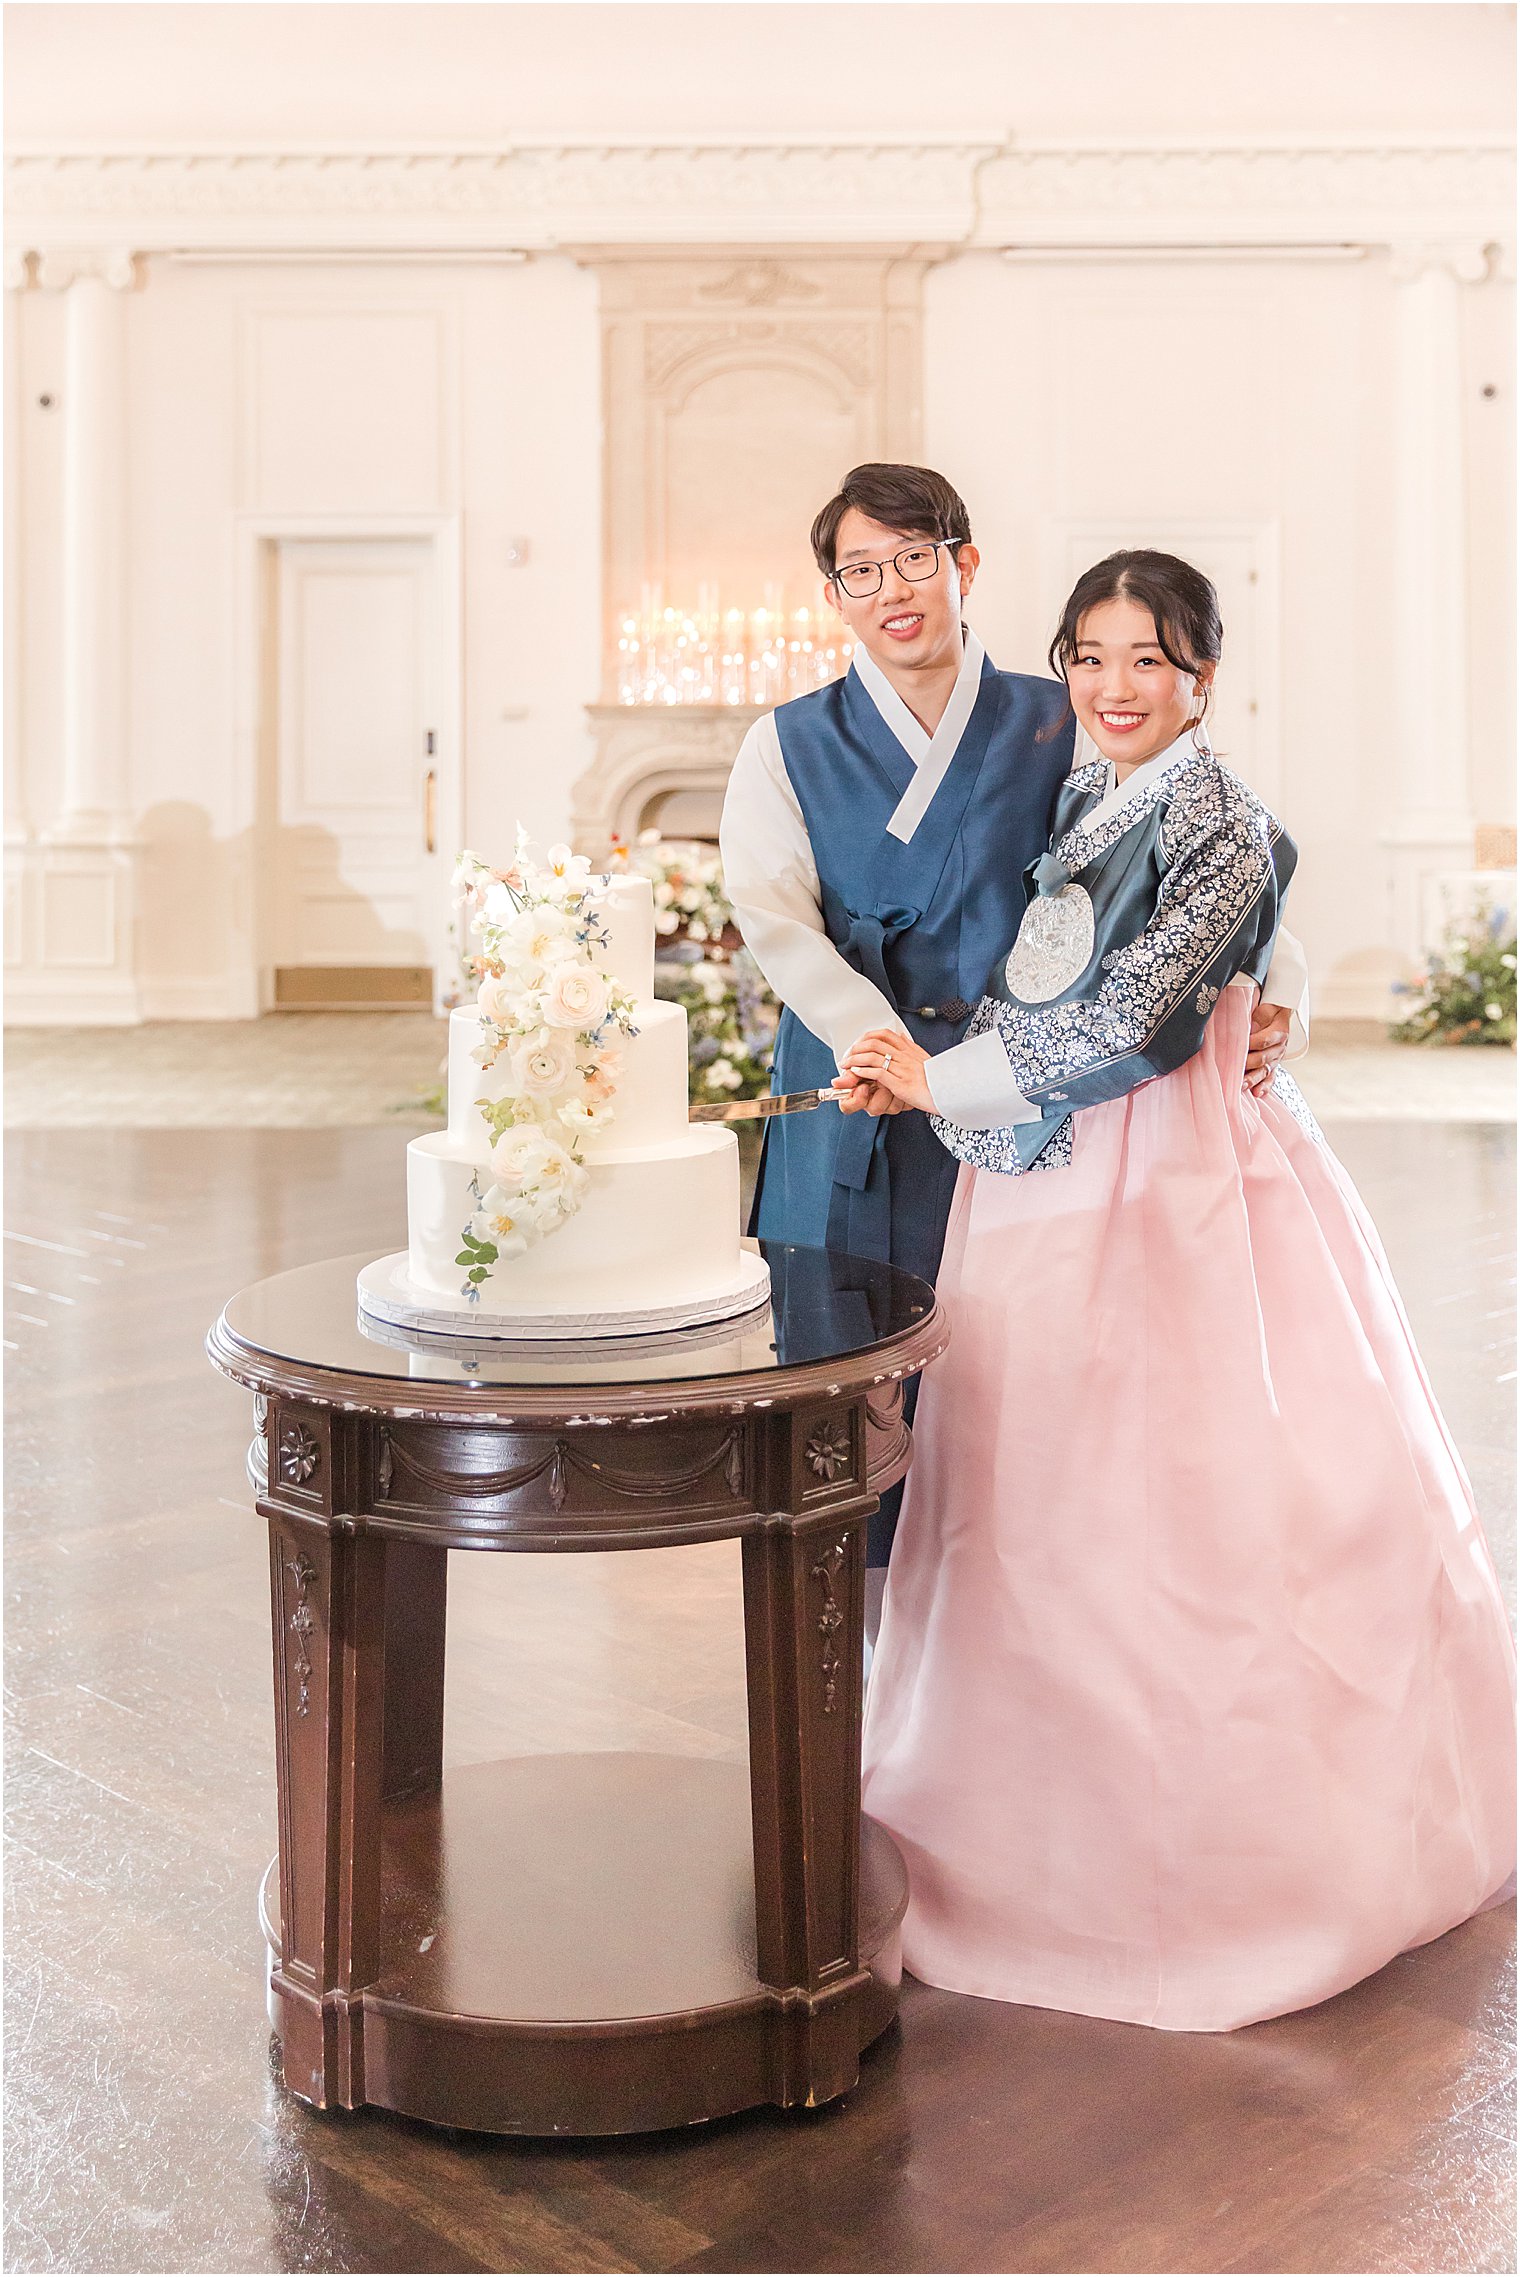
[810,463,972,577]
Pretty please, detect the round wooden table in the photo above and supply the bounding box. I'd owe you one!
[207,1241,947,2137]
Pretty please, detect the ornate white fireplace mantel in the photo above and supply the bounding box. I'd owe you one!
[572,706,764,855]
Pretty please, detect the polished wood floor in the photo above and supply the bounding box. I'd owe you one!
[5,1122,1514,2275]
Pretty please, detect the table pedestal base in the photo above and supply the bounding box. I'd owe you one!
[260,1753,909,2135]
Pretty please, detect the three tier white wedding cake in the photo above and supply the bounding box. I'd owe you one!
[357,841,771,1340]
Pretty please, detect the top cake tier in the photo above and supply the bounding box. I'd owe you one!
[589,872,656,1003]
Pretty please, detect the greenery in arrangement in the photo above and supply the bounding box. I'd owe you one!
[654,944,777,1104]
[1390,904,1517,1047]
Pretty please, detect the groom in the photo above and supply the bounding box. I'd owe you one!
[719,463,1305,1565]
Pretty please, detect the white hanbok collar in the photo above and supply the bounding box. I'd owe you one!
[851,629,989,846]
[1074,726,1203,834]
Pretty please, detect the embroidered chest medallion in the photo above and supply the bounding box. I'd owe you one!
[1005,884,1096,1004]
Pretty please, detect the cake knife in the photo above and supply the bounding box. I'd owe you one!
[689,1086,850,1123]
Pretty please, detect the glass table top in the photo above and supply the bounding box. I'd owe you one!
[218,1243,937,1392]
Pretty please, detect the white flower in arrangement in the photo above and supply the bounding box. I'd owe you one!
[510,1030,580,1097]
[654,909,682,937]
[472,1190,530,1262]
[557,1098,612,1135]
[476,973,520,1029]
[540,960,610,1032]
[537,843,594,903]
[489,1123,557,1189]
[707,1057,744,1092]
[498,902,579,978]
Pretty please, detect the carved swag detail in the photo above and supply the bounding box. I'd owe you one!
[384,1429,747,1506]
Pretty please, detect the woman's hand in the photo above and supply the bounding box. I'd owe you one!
[840,1027,937,1115]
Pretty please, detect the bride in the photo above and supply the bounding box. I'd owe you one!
[842,549,1516,2033]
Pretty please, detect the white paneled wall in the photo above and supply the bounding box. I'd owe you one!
[8,253,600,1017]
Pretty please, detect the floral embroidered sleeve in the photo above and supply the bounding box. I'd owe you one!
[929,772,1296,1175]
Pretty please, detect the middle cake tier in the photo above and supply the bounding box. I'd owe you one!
[445,999,692,1157]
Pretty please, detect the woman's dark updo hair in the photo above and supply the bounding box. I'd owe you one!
[1048,550,1223,742]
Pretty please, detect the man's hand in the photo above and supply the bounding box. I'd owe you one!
[832,1067,907,1116]
[1246,999,1291,1096]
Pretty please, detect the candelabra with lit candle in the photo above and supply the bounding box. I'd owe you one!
[615,588,853,706]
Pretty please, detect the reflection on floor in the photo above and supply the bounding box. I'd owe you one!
[5,1013,1517,1127]
[4,1123,1514,2276]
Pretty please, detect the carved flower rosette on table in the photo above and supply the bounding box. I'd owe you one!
[451,837,637,1303]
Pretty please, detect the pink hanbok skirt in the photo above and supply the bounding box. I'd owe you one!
[861,983,1516,2031]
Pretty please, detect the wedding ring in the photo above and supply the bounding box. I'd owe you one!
[882,1050,894,1071]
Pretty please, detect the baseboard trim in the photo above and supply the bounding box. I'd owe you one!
[137,977,260,1022]
[4,977,144,1026]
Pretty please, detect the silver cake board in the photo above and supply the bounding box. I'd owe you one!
[356,1248,773,1344]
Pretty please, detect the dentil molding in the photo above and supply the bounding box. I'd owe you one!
[4,136,1512,260]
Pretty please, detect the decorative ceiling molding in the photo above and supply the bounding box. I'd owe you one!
[2,140,995,254]
[4,136,1512,262]
[975,138,1514,249]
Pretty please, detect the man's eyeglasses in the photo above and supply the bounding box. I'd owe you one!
[829,540,964,600]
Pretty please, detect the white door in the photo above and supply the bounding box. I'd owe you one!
[265,536,446,1007]
[1046,521,1281,807]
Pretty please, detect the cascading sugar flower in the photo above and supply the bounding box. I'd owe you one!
[451,830,637,1299]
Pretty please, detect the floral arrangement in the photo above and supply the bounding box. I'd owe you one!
[450,838,637,1298]
[654,945,777,1105]
[609,830,741,952]
[1391,902,1517,1048]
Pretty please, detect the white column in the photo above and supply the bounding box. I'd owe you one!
[5,246,144,1022]
[40,247,136,839]
[1382,239,1489,967]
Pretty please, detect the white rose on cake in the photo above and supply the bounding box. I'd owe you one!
[540,961,609,1033]
[528,1144,588,1215]
[490,1122,572,1193]
[509,1031,578,1097]
[476,973,520,1029]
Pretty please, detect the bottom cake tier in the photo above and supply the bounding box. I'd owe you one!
[367,1124,770,1337]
